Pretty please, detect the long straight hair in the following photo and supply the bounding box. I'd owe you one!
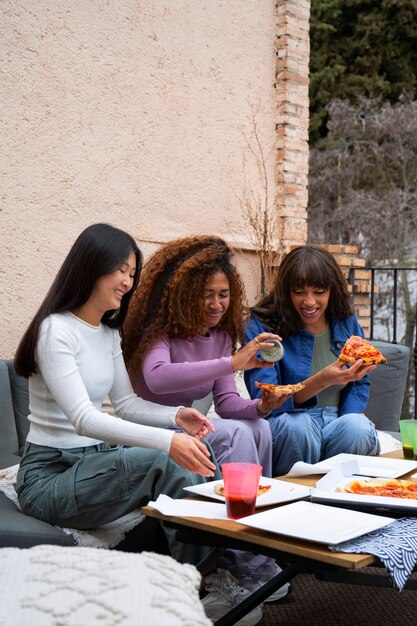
[15,223,142,377]
[250,245,352,337]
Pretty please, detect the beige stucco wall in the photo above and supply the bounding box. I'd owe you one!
[0,1,301,358]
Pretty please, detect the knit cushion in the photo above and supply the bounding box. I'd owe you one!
[0,546,211,625]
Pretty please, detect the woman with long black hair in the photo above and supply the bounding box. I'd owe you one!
[14,223,218,570]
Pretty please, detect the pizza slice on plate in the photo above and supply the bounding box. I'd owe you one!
[255,381,305,395]
[338,477,417,500]
[338,335,387,365]
[214,483,272,498]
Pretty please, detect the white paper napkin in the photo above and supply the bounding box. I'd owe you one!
[147,494,230,519]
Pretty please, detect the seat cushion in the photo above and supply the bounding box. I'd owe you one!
[192,392,214,415]
[0,492,75,548]
[5,359,30,453]
[366,342,410,432]
[0,361,20,466]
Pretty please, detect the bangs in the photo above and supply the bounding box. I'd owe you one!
[288,252,333,290]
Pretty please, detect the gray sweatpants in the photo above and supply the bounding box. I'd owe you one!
[205,418,278,580]
[205,417,273,478]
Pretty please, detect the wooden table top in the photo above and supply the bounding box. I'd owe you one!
[142,449,407,571]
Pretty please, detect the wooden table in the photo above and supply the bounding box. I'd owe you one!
[142,450,416,626]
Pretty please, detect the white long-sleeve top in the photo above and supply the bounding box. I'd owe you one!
[26,312,179,452]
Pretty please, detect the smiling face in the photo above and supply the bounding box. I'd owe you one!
[81,251,137,325]
[290,285,330,334]
[199,271,230,335]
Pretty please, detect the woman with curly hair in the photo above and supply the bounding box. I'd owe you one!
[123,235,290,475]
[123,235,292,614]
[244,245,380,477]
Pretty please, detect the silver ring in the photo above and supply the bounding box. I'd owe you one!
[254,337,261,344]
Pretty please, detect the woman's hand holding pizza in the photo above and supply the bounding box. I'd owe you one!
[254,382,306,414]
[294,360,376,404]
[257,388,292,415]
[231,332,282,372]
[320,359,376,387]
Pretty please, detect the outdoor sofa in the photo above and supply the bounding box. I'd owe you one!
[0,340,410,548]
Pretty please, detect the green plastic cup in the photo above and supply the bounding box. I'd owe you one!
[399,420,417,460]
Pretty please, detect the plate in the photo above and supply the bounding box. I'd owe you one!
[311,489,417,514]
[312,474,417,514]
[183,476,310,508]
[287,453,417,479]
[234,501,393,545]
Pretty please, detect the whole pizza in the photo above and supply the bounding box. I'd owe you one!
[338,335,387,365]
[338,477,417,500]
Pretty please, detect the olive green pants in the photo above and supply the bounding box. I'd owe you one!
[17,441,221,570]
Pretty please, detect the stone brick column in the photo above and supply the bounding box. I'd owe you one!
[275,0,310,252]
[272,2,372,335]
[273,2,373,336]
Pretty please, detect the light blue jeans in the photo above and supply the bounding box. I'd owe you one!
[267,407,380,477]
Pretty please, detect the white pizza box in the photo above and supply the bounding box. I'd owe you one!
[287,453,417,478]
[310,459,417,514]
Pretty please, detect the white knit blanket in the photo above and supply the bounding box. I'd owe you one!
[0,465,144,549]
[0,546,211,625]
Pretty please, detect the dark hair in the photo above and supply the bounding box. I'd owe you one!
[15,223,142,377]
[123,234,247,377]
[250,245,352,337]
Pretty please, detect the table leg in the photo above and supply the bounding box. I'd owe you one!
[213,564,299,626]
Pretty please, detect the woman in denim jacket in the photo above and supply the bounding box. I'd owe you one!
[244,245,380,476]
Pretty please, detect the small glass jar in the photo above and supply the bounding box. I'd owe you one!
[259,339,285,362]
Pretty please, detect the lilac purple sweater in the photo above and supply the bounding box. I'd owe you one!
[133,329,260,420]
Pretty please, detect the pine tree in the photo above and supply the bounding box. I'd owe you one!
[310,0,417,145]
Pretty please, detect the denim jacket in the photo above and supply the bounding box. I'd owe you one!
[244,315,370,418]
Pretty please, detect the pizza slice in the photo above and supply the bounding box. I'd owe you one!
[338,335,387,365]
[255,381,305,395]
[214,483,272,498]
[338,477,417,500]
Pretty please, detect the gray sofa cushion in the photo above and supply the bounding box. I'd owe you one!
[0,360,20,464]
[366,341,410,433]
[0,492,75,548]
[6,359,29,453]
[0,452,22,470]
[0,361,73,548]
[192,393,214,415]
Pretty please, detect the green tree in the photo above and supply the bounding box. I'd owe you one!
[310,0,417,145]
[308,97,417,417]
[308,97,417,260]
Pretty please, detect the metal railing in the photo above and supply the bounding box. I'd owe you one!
[349,266,417,420]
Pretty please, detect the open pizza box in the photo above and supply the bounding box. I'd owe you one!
[310,459,417,515]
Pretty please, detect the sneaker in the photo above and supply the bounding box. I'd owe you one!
[243,565,292,604]
[202,568,263,626]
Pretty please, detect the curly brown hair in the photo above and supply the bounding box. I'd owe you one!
[123,235,247,378]
[250,245,353,337]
